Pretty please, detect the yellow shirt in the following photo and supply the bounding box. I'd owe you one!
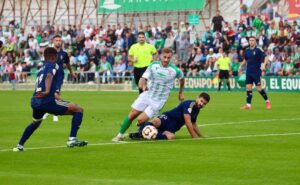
[217,57,231,70]
[128,43,157,68]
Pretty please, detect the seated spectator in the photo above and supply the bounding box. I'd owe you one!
[76,50,88,67]
[114,35,124,51]
[113,60,126,83]
[125,61,133,82]
[187,61,199,76]
[278,57,294,76]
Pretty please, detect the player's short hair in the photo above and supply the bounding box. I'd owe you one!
[249,36,256,40]
[161,48,173,54]
[44,47,57,60]
[199,92,210,102]
[138,32,145,36]
[52,34,62,39]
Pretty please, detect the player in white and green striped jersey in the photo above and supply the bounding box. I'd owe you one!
[112,48,185,142]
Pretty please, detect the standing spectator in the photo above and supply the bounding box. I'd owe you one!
[164,32,174,50]
[178,35,190,63]
[99,56,112,83]
[128,32,158,93]
[83,25,93,38]
[211,10,225,32]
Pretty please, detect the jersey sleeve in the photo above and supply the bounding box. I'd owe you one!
[128,45,135,56]
[150,45,157,54]
[182,101,192,115]
[258,48,266,62]
[64,52,70,64]
[46,64,57,76]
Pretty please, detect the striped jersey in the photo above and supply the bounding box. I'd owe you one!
[142,61,184,101]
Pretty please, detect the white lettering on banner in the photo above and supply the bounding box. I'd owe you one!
[270,78,279,89]
[282,78,300,90]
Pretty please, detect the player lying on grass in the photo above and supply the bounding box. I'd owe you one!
[13,47,87,152]
[129,92,210,140]
[112,48,185,142]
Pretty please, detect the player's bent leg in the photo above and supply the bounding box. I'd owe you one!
[59,102,87,148]
[13,110,45,152]
[136,112,150,126]
[241,84,253,110]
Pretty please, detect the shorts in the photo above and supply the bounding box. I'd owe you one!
[157,115,176,133]
[219,70,229,79]
[31,99,70,121]
[131,92,165,118]
[245,74,261,86]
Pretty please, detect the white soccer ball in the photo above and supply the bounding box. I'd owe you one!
[142,125,158,140]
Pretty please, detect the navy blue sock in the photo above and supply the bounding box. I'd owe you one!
[246,90,253,105]
[70,112,83,137]
[226,82,231,91]
[259,89,268,101]
[18,121,41,146]
[155,132,167,140]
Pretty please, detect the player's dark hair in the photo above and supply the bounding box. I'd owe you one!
[52,34,62,39]
[161,48,173,54]
[249,36,256,40]
[138,32,145,36]
[44,47,57,60]
[199,92,210,102]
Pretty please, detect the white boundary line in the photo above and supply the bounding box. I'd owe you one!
[199,118,300,127]
[1,132,300,152]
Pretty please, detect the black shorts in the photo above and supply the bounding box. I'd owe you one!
[219,70,229,79]
[133,67,148,86]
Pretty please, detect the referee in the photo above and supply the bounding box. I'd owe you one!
[128,32,158,93]
[217,51,231,91]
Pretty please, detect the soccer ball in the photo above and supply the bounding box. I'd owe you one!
[142,125,158,140]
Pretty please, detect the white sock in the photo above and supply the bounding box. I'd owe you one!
[68,137,76,141]
[117,133,124,138]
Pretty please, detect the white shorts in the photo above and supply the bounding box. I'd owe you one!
[131,92,165,118]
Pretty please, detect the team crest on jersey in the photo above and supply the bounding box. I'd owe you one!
[253,51,256,55]
[60,55,63,60]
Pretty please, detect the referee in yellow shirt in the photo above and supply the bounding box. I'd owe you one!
[128,32,158,93]
[217,51,231,91]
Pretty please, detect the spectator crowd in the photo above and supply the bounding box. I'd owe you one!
[0,12,299,86]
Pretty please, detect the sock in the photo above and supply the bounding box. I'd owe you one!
[70,112,83,138]
[226,82,231,91]
[18,121,42,146]
[155,132,167,140]
[246,90,253,105]
[218,82,222,91]
[119,116,133,134]
[259,89,269,101]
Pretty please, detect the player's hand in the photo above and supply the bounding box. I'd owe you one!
[35,92,49,99]
[178,92,184,102]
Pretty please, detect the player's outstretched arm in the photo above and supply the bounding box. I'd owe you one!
[184,114,199,138]
[66,63,77,78]
[178,78,185,101]
[36,73,53,99]
[192,123,205,138]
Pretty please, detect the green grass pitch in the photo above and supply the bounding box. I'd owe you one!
[0,91,299,185]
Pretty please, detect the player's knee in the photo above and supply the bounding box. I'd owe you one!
[137,118,145,126]
[32,120,42,128]
[166,134,175,140]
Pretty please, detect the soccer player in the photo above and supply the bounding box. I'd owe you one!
[43,35,76,122]
[217,51,231,91]
[239,36,271,110]
[13,47,87,152]
[129,32,158,94]
[129,92,210,140]
[112,48,185,142]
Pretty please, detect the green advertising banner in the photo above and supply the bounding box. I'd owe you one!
[188,14,200,25]
[98,0,206,13]
[172,77,300,92]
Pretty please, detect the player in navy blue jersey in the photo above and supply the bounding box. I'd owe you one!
[43,35,76,122]
[239,36,271,110]
[129,93,210,140]
[13,47,87,152]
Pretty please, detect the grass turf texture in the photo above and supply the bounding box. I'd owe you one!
[0,91,299,185]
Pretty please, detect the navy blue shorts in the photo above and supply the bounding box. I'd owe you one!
[31,99,69,121]
[245,74,261,86]
[157,115,176,133]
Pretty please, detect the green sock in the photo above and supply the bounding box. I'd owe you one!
[119,116,132,134]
